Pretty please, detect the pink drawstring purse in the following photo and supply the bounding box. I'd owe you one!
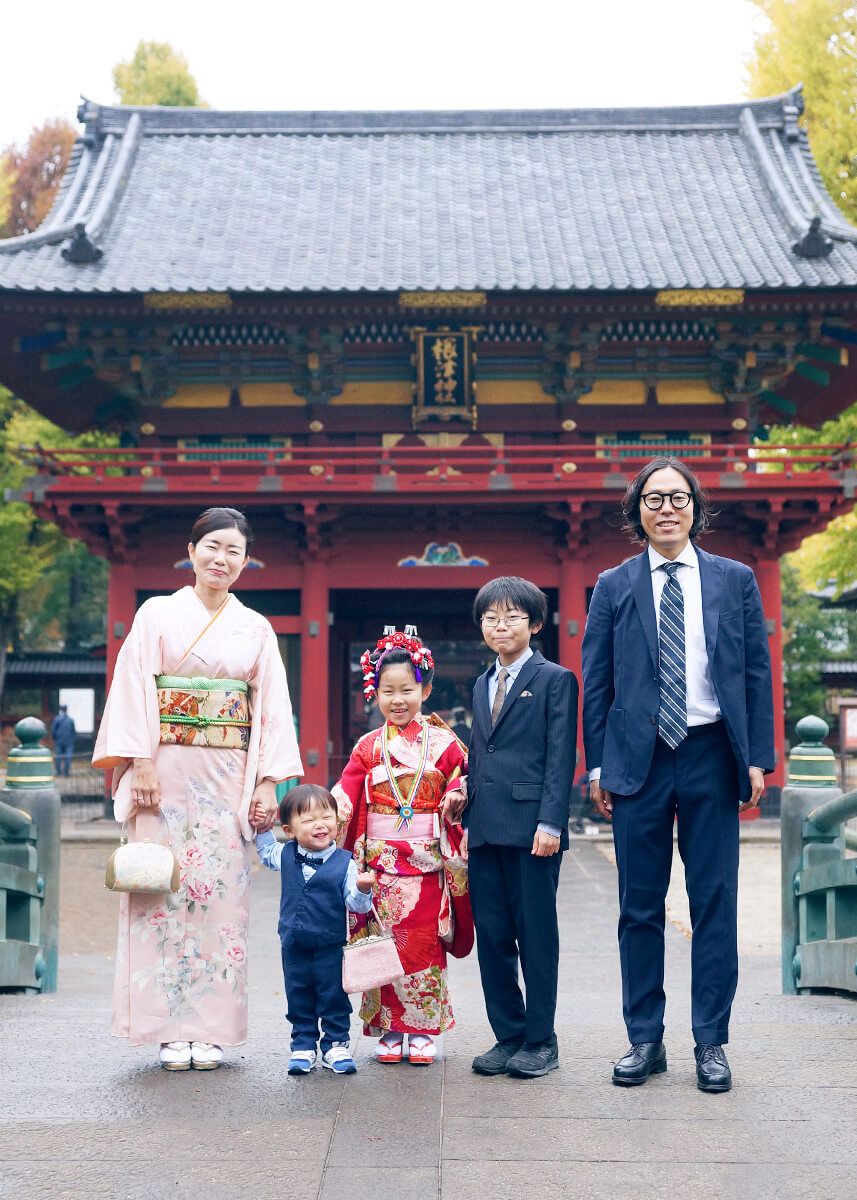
[341,903,405,993]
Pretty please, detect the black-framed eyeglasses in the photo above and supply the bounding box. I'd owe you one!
[641,490,692,511]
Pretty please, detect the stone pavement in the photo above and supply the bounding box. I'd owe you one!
[2,840,857,1200]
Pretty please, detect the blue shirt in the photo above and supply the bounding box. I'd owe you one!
[255,833,373,914]
[487,646,534,712]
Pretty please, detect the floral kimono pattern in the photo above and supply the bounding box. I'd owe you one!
[94,586,303,1047]
[333,714,472,1036]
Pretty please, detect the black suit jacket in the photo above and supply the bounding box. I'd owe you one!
[464,650,579,850]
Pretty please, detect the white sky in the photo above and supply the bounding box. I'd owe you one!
[1,0,769,148]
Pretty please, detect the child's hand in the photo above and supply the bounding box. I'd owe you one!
[531,830,561,857]
[249,800,268,830]
[440,789,466,825]
[355,870,375,894]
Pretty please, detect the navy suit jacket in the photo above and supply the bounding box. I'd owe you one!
[582,546,775,802]
[465,650,578,850]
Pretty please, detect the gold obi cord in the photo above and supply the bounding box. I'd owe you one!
[156,675,250,750]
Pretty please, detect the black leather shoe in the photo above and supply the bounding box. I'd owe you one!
[506,1036,559,1078]
[472,1041,523,1076]
[612,1041,667,1086]
[694,1043,732,1092]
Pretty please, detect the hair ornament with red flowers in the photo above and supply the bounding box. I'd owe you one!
[359,624,434,700]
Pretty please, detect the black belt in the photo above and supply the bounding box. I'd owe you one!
[684,720,725,739]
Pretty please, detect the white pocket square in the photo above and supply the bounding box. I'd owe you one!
[520,690,534,698]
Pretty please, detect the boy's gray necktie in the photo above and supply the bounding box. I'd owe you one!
[491,667,510,726]
[658,562,687,748]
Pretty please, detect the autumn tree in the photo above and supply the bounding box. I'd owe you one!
[748,1,857,223]
[113,41,206,107]
[0,119,75,239]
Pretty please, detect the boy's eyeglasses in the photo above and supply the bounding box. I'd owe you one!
[481,614,528,628]
[641,490,692,511]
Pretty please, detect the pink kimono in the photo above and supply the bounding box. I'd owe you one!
[93,586,302,1047]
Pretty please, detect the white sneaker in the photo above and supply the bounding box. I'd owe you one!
[288,1049,317,1075]
[190,1042,223,1070]
[322,1043,357,1074]
[160,1041,192,1071]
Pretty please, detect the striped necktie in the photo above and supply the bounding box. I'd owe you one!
[657,562,687,748]
[491,667,510,726]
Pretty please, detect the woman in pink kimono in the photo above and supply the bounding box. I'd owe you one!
[93,507,302,1071]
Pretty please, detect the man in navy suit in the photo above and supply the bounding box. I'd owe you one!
[582,458,774,1093]
[460,577,578,1079]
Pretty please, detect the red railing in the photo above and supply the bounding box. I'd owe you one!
[19,442,854,495]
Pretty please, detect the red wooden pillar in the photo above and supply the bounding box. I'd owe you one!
[300,557,330,785]
[106,563,137,683]
[753,555,785,791]
[558,553,587,777]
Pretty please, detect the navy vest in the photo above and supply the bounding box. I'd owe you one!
[278,840,352,950]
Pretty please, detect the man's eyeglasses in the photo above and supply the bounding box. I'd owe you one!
[641,490,692,511]
[481,614,528,629]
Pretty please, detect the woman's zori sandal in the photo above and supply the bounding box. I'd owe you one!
[376,1032,404,1064]
[407,1035,436,1065]
[159,1041,223,1070]
[159,1041,191,1071]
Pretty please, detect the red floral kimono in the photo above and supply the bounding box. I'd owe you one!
[333,713,472,1036]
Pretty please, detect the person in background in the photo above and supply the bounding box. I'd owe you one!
[449,706,471,749]
[51,705,76,776]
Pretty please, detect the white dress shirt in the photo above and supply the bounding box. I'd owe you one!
[648,542,720,727]
[589,541,720,783]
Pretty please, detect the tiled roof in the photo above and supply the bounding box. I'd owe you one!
[1,88,856,294]
[6,655,106,677]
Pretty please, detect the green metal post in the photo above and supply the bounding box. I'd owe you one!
[780,715,840,995]
[2,717,61,992]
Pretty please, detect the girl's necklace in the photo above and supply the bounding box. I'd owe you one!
[382,716,430,832]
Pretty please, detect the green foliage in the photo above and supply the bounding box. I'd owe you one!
[23,541,109,650]
[748,1,857,224]
[113,41,206,107]
[0,386,111,655]
[768,400,857,593]
[781,560,857,735]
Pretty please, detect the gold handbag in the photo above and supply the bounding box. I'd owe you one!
[105,820,180,894]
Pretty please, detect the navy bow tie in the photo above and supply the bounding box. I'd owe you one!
[295,850,326,868]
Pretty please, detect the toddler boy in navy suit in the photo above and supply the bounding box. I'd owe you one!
[256,783,374,1075]
[458,577,578,1078]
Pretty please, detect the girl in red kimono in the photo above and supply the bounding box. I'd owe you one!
[333,626,472,1065]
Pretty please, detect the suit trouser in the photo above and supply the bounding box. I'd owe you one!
[281,942,352,1052]
[468,843,562,1046]
[54,744,73,776]
[611,721,740,1045]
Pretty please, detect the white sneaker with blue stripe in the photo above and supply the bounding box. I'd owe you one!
[288,1049,317,1075]
[322,1044,357,1074]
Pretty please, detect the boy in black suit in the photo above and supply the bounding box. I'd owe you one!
[458,577,578,1078]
